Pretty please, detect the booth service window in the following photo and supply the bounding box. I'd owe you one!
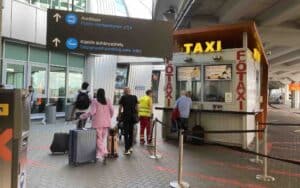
[176,66,201,101]
[204,65,232,102]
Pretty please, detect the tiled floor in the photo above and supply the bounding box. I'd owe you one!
[26,106,300,188]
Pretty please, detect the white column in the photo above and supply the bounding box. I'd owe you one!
[84,55,95,93]
[285,84,290,106]
[296,90,300,109]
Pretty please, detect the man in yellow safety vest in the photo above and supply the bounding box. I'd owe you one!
[138,90,153,145]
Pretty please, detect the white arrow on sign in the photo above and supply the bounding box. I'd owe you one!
[53,13,61,23]
[52,38,61,47]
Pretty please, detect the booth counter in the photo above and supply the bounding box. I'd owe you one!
[159,22,269,148]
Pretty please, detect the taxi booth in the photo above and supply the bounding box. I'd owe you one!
[158,22,269,148]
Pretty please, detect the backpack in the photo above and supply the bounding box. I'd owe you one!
[75,91,90,110]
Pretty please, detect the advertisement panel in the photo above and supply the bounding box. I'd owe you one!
[177,66,201,81]
[205,65,232,80]
[47,9,173,58]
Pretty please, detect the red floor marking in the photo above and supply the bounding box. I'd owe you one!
[270,169,300,178]
[157,148,300,179]
[271,141,300,145]
[267,143,273,154]
[155,165,266,188]
[271,146,297,151]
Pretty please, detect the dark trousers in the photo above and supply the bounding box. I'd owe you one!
[123,119,134,151]
[177,118,188,141]
[75,112,87,129]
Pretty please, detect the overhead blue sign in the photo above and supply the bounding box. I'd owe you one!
[65,13,78,25]
[66,37,78,50]
[47,9,173,58]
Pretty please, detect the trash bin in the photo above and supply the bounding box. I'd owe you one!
[65,103,74,121]
[0,89,30,188]
[46,104,56,124]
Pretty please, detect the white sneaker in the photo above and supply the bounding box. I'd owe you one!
[129,148,133,153]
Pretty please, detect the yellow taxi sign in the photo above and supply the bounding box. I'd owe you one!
[0,104,9,116]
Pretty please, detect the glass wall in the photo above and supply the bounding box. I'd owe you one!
[67,70,83,103]
[1,40,85,115]
[31,66,47,113]
[176,66,201,101]
[6,64,25,89]
[49,66,66,112]
[30,0,87,12]
[204,65,232,102]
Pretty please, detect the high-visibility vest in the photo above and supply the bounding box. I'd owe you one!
[138,95,152,117]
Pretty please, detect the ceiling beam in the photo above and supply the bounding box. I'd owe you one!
[256,0,300,26]
[217,0,253,23]
[269,50,300,67]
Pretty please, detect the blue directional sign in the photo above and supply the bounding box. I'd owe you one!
[66,37,78,50]
[47,9,173,58]
[65,13,78,25]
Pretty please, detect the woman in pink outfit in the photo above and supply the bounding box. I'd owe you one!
[80,88,114,161]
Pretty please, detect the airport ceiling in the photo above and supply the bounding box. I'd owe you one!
[153,0,300,84]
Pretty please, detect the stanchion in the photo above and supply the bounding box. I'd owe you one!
[170,129,190,188]
[256,126,275,182]
[250,121,263,164]
[149,119,162,159]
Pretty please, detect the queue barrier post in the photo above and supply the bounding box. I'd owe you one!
[249,121,263,164]
[256,125,275,182]
[149,118,162,159]
[170,129,190,188]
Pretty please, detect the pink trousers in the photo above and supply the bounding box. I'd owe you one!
[95,127,109,158]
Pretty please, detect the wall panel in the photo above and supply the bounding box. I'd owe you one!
[11,2,36,42]
[128,65,152,98]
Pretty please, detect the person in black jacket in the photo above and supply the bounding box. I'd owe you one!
[118,87,138,155]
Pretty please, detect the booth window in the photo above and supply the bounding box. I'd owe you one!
[176,66,201,101]
[204,65,232,102]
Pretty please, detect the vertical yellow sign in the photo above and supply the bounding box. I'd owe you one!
[0,104,9,116]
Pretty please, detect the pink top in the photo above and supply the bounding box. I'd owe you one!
[80,98,114,128]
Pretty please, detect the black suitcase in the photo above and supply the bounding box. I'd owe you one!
[50,133,69,154]
[69,128,97,166]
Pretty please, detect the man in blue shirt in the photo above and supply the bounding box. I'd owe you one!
[175,91,192,131]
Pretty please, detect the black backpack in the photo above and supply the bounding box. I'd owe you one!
[75,91,90,110]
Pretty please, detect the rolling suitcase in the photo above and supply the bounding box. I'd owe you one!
[50,133,69,154]
[69,128,97,166]
[107,128,119,158]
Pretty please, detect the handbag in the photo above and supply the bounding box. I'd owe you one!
[171,107,180,121]
[171,105,180,133]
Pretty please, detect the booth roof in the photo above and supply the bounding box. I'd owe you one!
[173,21,268,66]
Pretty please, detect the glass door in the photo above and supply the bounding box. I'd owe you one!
[49,66,66,112]
[67,69,83,103]
[6,63,25,89]
[30,65,47,113]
